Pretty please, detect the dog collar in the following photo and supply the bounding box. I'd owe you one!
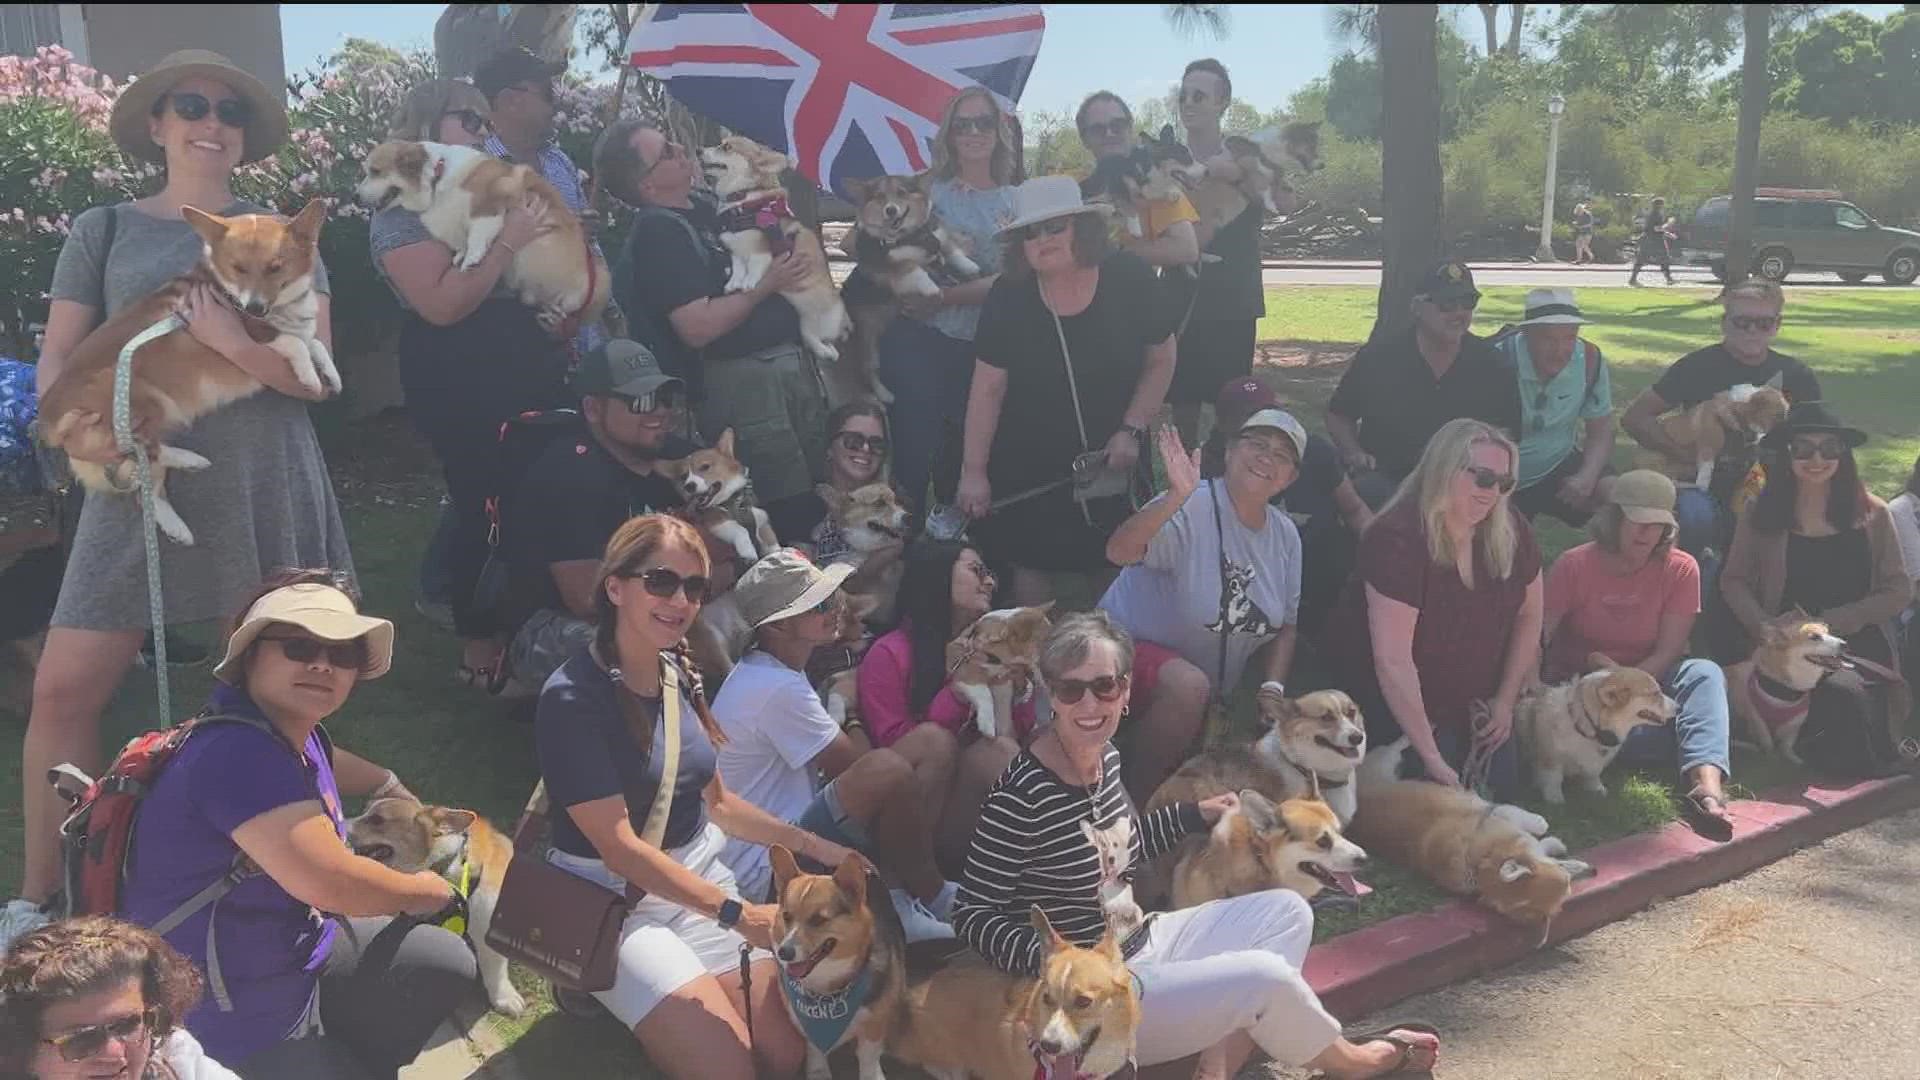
[779,961,876,1054]
[1286,756,1350,790]
[1748,668,1812,733]
[1569,687,1608,746]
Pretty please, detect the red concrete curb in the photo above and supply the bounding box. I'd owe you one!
[1302,773,1920,1019]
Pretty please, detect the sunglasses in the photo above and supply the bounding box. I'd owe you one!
[950,114,999,136]
[443,109,488,136]
[1080,117,1131,139]
[259,634,368,670]
[1421,293,1480,314]
[1019,217,1075,242]
[959,558,996,583]
[617,386,681,414]
[629,566,713,604]
[1049,673,1130,706]
[834,431,889,455]
[1179,88,1217,106]
[1788,437,1845,461]
[158,92,252,129]
[1726,314,1780,332]
[42,1007,159,1063]
[1461,465,1517,494]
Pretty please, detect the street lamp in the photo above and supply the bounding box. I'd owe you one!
[1535,93,1567,263]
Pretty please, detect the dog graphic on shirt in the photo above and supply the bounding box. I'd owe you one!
[1081,817,1144,938]
[1206,560,1275,638]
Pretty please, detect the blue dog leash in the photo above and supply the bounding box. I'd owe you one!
[114,313,188,722]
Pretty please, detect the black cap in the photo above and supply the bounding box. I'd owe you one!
[474,47,565,100]
[571,339,682,400]
[1760,401,1867,450]
[1416,260,1479,304]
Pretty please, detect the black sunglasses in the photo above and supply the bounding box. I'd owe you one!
[1421,293,1480,314]
[1461,465,1517,494]
[260,634,369,670]
[618,386,681,415]
[1049,673,1130,706]
[443,109,488,136]
[157,91,252,129]
[834,431,889,455]
[1019,217,1075,242]
[1080,117,1131,139]
[950,114,999,136]
[630,566,712,604]
[1179,87,1217,106]
[42,1007,160,1063]
[1726,314,1780,332]
[1788,437,1845,461]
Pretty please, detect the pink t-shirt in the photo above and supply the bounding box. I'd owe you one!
[857,626,1036,749]
[1543,542,1700,679]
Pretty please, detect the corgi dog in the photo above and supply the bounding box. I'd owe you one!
[1353,739,1592,936]
[819,592,882,733]
[838,174,982,405]
[658,428,778,565]
[768,846,906,1080]
[891,907,1139,1080]
[1080,126,1196,243]
[820,482,912,625]
[1727,609,1849,764]
[1163,788,1369,910]
[1079,815,1143,939]
[1646,384,1790,490]
[354,140,610,335]
[698,135,848,365]
[344,797,525,1017]
[39,201,336,545]
[1515,655,1676,803]
[1178,121,1323,231]
[1149,686,1367,827]
[946,603,1055,740]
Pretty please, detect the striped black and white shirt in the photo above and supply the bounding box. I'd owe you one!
[952,744,1207,976]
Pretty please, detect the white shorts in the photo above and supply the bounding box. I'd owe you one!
[547,820,767,1028]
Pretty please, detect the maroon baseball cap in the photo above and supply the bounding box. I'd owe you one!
[1215,376,1279,423]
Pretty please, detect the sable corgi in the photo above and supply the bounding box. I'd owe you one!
[1178,121,1323,230]
[658,428,778,565]
[698,135,848,365]
[946,603,1055,740]
[1164,789,1369,910]
[1726,609,1848,764]
[354,140,610,335]
[1149,686,1367,827]
[1515,655,1676,803]
[1647,384,1790,490]
[345,797,525,1017]
[891,907,1139,1080]
[769,846,906,1080]
[39,201,335,545]
[838,174,982,405]
[1080,125,1195,242]
[820,482,911,626]
[1353,739,1592,936]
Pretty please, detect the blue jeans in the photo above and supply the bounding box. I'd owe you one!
[1674,486,1723,585]
[878,317,975,515]
[1617,657,1732,781]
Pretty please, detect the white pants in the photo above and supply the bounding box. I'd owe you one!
[1131,889,1343,1067]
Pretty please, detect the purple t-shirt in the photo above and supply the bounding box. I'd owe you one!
[119,685,342,1065]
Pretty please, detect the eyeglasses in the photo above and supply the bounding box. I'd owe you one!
[638,139,683,183]
[629,566,713,604]
[1048,673,1130,705]
[1461,465,1517,494]
[42,1007,160,1063]
[950,114,999,136]
[834,431,889,455]
[259,635,368,670]
[442,109,488,136]
[1726,314,1780,332]
[1019,218,1075,242]
[808,591,844,618]
[617,386,681,415]
[158,92,252,129]
[1080,117,1131,139]
[1788,437,1845,461]
[1420,293,1480,314]
[958,558,996,583]
[1235,435,1295,463]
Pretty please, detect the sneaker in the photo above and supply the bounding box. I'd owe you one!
[414,598,455,632]
[928,880,961,922]
[890,889,955,944]
[0,898,51,953]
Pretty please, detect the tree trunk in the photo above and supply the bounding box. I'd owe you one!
[1725,3,1771,287]
[1477,4,1500,56]
[1504,3,1527,54]
[1374,4,1446,342]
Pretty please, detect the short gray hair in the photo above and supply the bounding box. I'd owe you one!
[1038,611,1134,683]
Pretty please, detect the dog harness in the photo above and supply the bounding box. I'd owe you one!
[1747,668,1813,734]
[434,841,474,938]
[779,962,877,1054]
[717,193,796,257]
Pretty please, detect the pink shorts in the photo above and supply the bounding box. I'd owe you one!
[1131,640,1184,707]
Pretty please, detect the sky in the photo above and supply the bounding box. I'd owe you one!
[280,4,1912,120]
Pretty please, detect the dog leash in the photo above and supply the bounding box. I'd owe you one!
[1462,700,1506,796]
[738,943,756,1044]
[115,313,188,723]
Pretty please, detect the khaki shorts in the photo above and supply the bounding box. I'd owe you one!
[696,343,828,504]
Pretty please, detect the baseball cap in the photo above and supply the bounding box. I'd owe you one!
[1416,260,1480,304]
[1610,470,1678,527]
[732,549,855,629]
[1238,408,1308,462]
[473,46,565,100]
[571,339,682,400]
[1215,376,1280,426]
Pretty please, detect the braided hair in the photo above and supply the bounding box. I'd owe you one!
[592,514,726,746]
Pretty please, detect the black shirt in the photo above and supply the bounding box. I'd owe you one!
[1326,328,1521,478]
[620,192,800,363]
[1783,529,1873,617]
[1202,431,1345,521]
[1641,208,1667,238]
[1649,344,1821,410]
[1190,201,1265,323]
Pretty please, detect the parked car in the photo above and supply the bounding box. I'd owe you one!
[1683,190,1920,285]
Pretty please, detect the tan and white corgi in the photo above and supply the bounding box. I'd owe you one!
[1726,609,1849,764]
[1151,686,1367,828]
[946,603,1055,740]
[1646,383,1790,490]
[1515,656,1676,803]
[838,174,982,405]
[345,797,525,1017]
[658,428,779,565]
[39,201,336,545]
[768,846,906,1080]
[1178,121,1323,230]
[821,482,911,625]
[354,140,610,334]
[698,135,849,365]
[1165,788,1369,909]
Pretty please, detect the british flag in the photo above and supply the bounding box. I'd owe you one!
[627,4,1045,197]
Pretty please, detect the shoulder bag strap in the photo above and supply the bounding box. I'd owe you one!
[640,655,684,850]
[1206,480,1231,700]
[1040,280,1093,455]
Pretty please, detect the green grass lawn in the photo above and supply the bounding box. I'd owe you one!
[1,284,1914,1071]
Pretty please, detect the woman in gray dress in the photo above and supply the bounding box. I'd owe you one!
[6,50,352,946]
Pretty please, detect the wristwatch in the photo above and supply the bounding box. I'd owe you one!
[716,897,744,930]
[1120,423,1147,442]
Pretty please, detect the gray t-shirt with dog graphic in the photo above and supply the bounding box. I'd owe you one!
[1099,479,1300,691]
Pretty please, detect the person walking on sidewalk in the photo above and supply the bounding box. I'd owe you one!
[1629,197,1675,286]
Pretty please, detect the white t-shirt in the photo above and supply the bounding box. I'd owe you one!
[156,1028,242,1080]
[1099,480,1301,691]
[713,650,841,897]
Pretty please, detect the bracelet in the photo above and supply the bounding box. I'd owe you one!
[370,771,408,800]
[1260,680,1286,698]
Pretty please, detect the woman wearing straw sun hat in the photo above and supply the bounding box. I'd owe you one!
[8,51,354,951]
[955,175,1182,603]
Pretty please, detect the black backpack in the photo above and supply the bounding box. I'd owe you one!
[613,205,710,402]
[471,409,587,639]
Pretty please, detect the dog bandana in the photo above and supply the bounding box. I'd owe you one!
[717,193,796,258]
[1746,667,1812,734]
[779,963,875,1054]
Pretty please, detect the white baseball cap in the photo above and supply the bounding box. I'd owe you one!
[1239,408,1308,462]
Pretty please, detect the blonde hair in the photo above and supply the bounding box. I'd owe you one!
[1380,418,1520,588]
[389,79,490,141]
[929,86,1015,186]
[1721,278,1784,312]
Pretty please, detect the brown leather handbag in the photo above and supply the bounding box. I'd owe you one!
[484,653,684,993]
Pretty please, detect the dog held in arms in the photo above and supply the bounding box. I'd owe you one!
[39,201,336,545]
[945,603,1055,740]
[1643,383,1790,490]
[1177,121,1324,231]
[838,174,983,405]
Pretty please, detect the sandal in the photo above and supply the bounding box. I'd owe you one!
[1310,1022,1440,1079]
[1682,787,1734,843]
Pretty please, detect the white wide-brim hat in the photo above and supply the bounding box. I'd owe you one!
[1516,286,1589,327]
[996,175,1110,236]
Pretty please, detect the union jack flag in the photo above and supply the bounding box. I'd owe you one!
[627,4,1045,197]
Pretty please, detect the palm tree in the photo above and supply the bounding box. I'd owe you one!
[1162,4,1232,41]
[1725,3,1772,286]
[1375,3,1446,339]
